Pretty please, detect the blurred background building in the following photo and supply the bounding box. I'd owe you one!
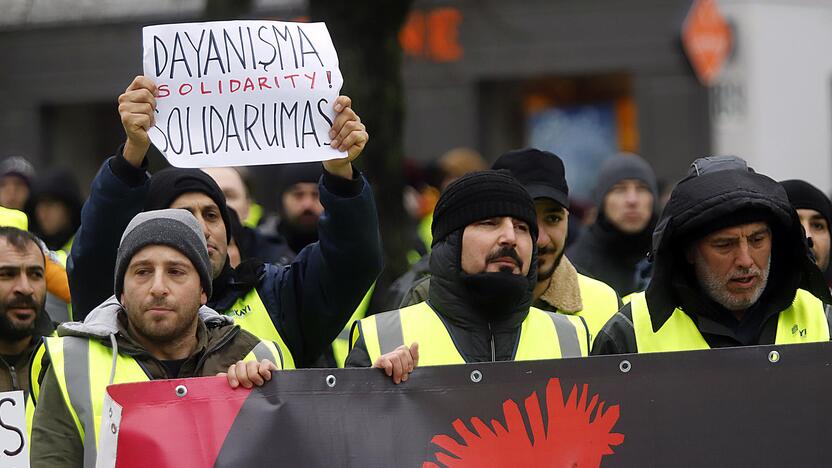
[1,0,830,208]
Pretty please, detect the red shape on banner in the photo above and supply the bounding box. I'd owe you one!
[682,0,733,86]
[423,377,624,468]
[107,377,252,468]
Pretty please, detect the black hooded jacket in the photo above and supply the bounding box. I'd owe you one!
[346,229,538,365]
[593,165,832,355]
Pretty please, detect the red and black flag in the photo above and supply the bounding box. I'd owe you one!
[99,342,832,467]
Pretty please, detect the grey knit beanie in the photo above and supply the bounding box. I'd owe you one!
[115,209,212,300]
[593,153,658,206]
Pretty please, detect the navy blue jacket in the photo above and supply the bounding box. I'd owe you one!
[68,151,382,367]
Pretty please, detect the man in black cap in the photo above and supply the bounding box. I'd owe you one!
[780,179,832,286]
[68,75,382,369]
[593,156,832,355]
[493,149,620,338]
[346,170,589,384]
[567,153,658,297]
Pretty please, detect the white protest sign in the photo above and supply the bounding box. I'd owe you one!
[142,20,345,168]
[0,391,28,468]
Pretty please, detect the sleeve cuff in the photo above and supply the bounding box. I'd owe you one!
[109,144,149,187]
[321,164,362,198]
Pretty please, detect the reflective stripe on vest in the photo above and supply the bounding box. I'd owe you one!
[356,302,589,365]
[43,335,281,468]
[331,283,375,368]
[575,273,621,340]
[228,289,296,369]
[630,289,830,353]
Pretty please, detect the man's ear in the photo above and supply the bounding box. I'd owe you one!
[200,290,208,306]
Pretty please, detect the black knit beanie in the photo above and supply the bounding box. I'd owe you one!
[115,209,212,300]
[144,168,232,243]
[780,179,832,227]
[432,170,537,246]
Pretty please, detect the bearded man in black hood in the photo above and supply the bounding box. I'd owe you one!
[346,170,590,383]
[567,153,658,297]
[593,156,832,355]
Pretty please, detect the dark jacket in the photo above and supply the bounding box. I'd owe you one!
[30,298,268,468]
[566,214,655,297]
[593,166,832,355]
[346,229,538,366]
[68,148,383,367]
[0,308,53,394]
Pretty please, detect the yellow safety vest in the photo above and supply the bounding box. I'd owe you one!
[35,335,280,468]
[575,273,621,340]
[228,289,296,369]
[630,289,830,353]
[331,284,375,368]
[354,302,589,365]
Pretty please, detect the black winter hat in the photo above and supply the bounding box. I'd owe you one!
[144,168,231,243]
[277,162,322,195]
[432,170,537,246]
[780,179,832,227]
[492,148,569,209]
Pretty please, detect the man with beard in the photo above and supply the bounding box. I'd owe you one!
[593,156,832,355]
[0,227,52,393]
[492,149,621,337]
[202,167,294,266]
[68,76,382,370]
[567,153,658,297]
[780,179,832,287]
[346,171,590,383]
[391,149,620,339]
[30,209,282,468]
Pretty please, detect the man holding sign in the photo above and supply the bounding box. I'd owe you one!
[68,21,381,370]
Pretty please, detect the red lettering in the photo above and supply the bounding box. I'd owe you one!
[178,83,193,96]
[304,72,316,89]
[157,84,170,98]
[218,80,223,94]
[258,76,271,90]
[284,74,299,88]
[230,79,241,93]
[243,77,255,92]
[273,76,281,88]
[200,82,212,95]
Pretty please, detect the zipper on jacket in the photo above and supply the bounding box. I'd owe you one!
[488,323,496,362]
[9,365,18,390]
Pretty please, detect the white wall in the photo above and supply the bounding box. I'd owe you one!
[714,0,832,192]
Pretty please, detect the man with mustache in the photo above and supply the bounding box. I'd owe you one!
[593,156,832,355]
[0,226,52,394]
[68,75,382,370]
[346,170,590,383]
[30,209,282,468]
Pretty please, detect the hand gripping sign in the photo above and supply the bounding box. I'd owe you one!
[142,21,345,168]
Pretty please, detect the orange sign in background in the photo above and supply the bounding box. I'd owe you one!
[682,0,733,86]
[400,7,463,62]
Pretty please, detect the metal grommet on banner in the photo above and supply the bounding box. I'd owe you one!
[470,370,482,383]
[619,360,631,373]
[175,385,188,398]
[326,374,337,388]
[108,407,113,418]
[111,423,118,434]
[768,350,780,363]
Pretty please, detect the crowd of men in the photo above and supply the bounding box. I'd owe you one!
[1,73,831,466]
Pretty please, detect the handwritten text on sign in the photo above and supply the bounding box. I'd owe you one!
[143,21,345,168]
[0,391,27,468]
